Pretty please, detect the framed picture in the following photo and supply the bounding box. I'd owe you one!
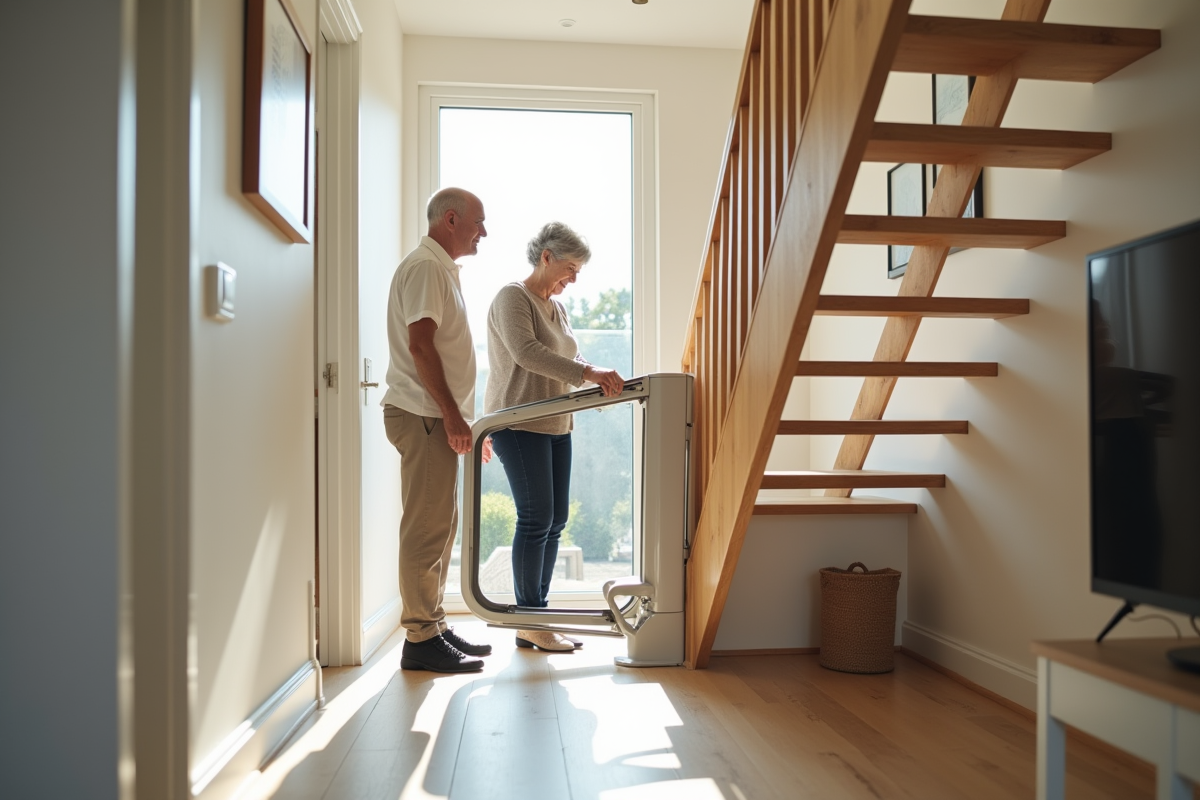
[243,0,313,243]
[887,162,926,279]
[931,74,984,227]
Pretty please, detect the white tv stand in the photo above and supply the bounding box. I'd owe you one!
[1033,638,1200,800]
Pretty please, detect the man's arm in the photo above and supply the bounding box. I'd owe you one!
[408,318,472,455]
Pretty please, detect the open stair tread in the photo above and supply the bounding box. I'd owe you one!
[865,122,1111,169]
[796,361,999,377]
[762,470,947,489]
[840,215,1065,249]
[778,420,968,435]
[815,295,1029,318]
[895,15,1160,83]
[753,495,919,516]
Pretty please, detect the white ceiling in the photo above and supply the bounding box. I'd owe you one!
[390,0,756,50]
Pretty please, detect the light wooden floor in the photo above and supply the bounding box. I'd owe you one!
[245,617,1157,800]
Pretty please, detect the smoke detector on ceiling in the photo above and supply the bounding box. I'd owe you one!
[560,18,575,27]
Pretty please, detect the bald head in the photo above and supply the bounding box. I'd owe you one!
[426,187,487,260]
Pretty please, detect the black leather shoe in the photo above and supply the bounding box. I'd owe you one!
[442,627,492,656]
[400,635,484,673]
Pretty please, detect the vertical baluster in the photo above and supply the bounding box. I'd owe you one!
[810,0,824,112]
[702,282,711,482]
[798,0,812,130]
[713,209,723,437]
[754,17,770,302]
[772,0,791,220]
[697,261,706,474]
[717,183,733,429]
[741,70,756,359]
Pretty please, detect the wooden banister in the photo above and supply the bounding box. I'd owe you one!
[680,0,912,669]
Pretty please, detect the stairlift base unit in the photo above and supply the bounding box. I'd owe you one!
[461,373,694,668]
[614,611,684,667]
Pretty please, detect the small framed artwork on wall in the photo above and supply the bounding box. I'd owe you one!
[930,74,984,225]
[242,0,313,244]
[887,161,926,279]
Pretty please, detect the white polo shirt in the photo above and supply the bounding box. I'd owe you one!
[381,236,476,421]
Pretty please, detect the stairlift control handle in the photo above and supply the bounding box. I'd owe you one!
[602,577,656,637]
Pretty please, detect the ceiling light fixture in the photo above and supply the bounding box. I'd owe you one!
[560,18,575,27]
[633,0,649,5]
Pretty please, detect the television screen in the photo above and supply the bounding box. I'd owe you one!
[1088,219,1200,619]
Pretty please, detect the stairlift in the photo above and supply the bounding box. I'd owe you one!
[461,373,693,667]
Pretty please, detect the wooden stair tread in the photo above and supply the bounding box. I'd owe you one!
[839,215,1065,249]
[753,496,919,515]
[762,471,947,489]
[865,122,1111,169]
[894,15,1160,83]
[796,361,998,377]
[777,420,968,435]
[815,295,1029,318]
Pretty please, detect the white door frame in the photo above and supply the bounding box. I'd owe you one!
[315,0,363,667]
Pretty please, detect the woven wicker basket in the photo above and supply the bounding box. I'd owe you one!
[819,561,901,674]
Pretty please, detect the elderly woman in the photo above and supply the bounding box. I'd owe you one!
[484,222,625,652]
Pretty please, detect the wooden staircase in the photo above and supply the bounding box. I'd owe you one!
[679,0,1159,668]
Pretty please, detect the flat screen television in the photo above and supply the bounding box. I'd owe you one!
[1088,219,1200,670]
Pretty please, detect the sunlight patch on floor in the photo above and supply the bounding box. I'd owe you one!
[599,777,728,800]
[559,675,682,764]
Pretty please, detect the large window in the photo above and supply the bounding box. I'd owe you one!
[420,87,656,604]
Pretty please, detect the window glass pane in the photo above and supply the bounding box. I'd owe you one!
[437,107,635,602]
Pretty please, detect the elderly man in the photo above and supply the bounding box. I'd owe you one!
[382,187,492,672]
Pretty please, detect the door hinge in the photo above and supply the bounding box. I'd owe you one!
[322,362,339,390]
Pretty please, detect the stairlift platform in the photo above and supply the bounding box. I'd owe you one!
[460,373,693,667]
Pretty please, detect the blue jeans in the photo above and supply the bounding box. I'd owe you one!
[490,428,572,608]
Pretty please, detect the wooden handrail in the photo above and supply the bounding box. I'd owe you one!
[680,0,912,668]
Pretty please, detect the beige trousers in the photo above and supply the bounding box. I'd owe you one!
[383,406,459,643]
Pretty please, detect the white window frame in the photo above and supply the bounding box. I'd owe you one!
[417,83,659,374]
[418,83,659,609]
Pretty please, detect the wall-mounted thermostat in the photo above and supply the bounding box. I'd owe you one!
[205,262,236,322]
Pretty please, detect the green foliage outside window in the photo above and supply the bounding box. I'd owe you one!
[563,288,631,331]
[479,491,517,561]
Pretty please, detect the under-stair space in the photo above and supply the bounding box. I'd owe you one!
[680,0,1160,668]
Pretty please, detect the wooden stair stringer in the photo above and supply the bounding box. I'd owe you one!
[685,0,912,670]
[826,0,1052,498]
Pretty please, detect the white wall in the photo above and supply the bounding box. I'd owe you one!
[0,2,133,796]
[400,35,742,371]
[190,0,320,789]
[714,516,908,651]
[806,0,1200,707]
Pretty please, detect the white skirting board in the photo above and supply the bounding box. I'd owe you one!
[712,514,909,652]
[902,620,1037,710]
[191,662,319,800]
[362,595,403,663]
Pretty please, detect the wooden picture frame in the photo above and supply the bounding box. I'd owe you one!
[887,162,926,279]
[243,0,313,243]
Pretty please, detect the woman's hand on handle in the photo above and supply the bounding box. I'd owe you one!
[584,366,625,397]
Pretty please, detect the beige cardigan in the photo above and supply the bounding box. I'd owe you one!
[484,282,588,435]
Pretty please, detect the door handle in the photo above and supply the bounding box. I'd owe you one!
[361,357,379,389]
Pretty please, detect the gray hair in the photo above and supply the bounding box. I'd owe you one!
[426,187,471,226]
[526,221,591,267]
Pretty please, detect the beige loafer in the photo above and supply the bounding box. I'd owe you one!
[515,630,576,652]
